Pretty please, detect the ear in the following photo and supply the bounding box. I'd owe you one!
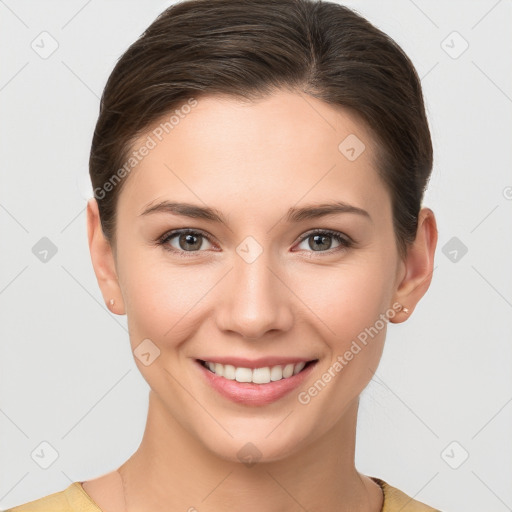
[86,197,126,315]
[389,207,438,323]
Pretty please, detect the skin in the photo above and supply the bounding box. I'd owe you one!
[84,89,437,512]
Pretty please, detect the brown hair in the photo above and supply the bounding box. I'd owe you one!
[89,0,432,259]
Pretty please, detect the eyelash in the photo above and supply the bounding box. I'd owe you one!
[156,228,354,258]
[297,229,354,254]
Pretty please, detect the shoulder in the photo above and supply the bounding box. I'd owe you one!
[370,477,442,511]
[3,482,102,512]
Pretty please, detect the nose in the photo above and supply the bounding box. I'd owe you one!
[215,249,294,340]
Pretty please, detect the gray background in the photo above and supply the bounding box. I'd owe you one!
[1,1,511,511]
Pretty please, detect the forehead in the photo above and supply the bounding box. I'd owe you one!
[117,90,390,221]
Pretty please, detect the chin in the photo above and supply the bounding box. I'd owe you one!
[192,415,316,466]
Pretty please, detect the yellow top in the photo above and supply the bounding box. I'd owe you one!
[4,476,441,511]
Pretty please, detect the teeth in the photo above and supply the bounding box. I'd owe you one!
[235,367,252,383]
[214,362,224,377]
[270,366,283,381]
[203,360,310,383]
[223,364,236,380]
[252,367,270,384]
[293,361,306,375]
[282,363,294,378]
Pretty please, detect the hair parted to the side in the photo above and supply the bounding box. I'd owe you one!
[89,0,433,259]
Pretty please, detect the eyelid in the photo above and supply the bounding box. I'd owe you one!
[295,228,353,245]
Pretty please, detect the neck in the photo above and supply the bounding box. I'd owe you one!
[117,390,382,512]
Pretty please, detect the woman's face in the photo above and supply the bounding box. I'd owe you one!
[94,90,410,462]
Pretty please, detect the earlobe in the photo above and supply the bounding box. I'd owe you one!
[86,198,126,315]
[389,207,438,324]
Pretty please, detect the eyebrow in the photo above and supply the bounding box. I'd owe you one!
[139,200,372,224]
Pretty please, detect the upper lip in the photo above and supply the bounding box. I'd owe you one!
[196,356,317,369]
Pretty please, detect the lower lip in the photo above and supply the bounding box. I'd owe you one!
[196,360,317,406]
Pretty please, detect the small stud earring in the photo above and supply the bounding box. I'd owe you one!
[109,298,115,307]
[401,306,409,314]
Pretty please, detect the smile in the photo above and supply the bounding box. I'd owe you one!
[199,359,315,384]
[196,358,319,406]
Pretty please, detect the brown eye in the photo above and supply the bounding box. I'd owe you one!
[295,230,352,253]
[176,233,204,251]
[158,229,214,254]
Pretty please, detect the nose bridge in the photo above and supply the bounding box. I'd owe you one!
[216,240,292,339]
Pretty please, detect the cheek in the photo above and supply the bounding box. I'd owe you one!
[120,256,220,350]
[291,262,393,424]
[290,255,394,389]
[286,256,394,344]
[121,247,396,347]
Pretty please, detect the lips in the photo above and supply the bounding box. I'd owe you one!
[195,357,318,406]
